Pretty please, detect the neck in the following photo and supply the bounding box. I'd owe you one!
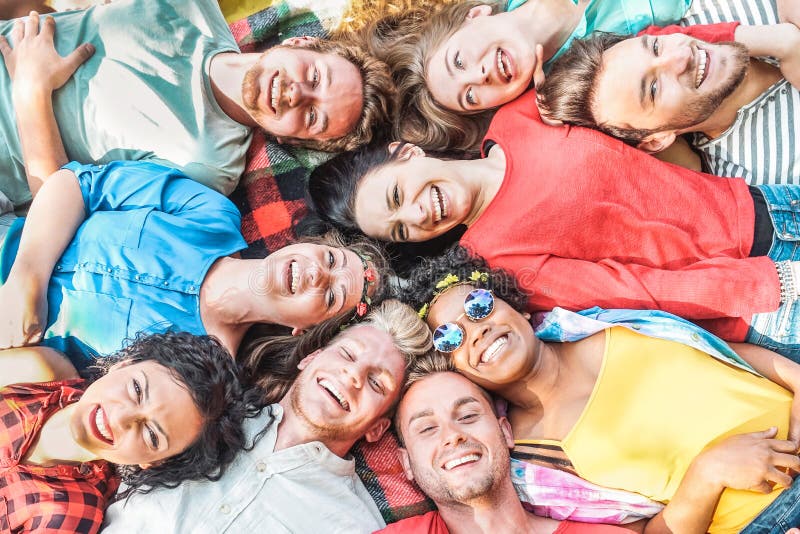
[438,479,542,534]
[461,145,507,226]
[496,341,563,414]
[515,0,585,60]
[200,257,283,352]
[208,51,259,127]
[690,59,782,138]
[26,405,97,466]
[274,395,356,457]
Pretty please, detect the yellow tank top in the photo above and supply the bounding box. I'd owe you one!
[517,327,792,533]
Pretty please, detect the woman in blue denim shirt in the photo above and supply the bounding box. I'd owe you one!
[0,161,389,371]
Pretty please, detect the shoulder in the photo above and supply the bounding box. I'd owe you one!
[377,512,446,534]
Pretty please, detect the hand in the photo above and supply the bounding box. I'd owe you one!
[0,273,48,349]
[0,11,94,94]
[693,428,799,493]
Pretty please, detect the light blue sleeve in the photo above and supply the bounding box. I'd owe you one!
[64,160,242,224]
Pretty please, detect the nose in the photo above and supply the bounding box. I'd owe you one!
[342,362,364,390]
[399,201,427,226]
[114,401,141,431]
[287,81,313,107]
[469,323,491,348]
[307,262,330,289]
[657,44,692,76]
[464,62,490,86]
[441,419,467,447]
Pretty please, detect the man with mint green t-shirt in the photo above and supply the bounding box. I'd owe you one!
[0,0,393,209]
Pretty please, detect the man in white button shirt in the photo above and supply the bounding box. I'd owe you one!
[102,300,432,534]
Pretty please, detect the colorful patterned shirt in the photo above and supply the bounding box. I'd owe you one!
[0,380,118,533]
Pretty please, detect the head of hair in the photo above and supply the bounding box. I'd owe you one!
[394,354,496,446]
[537,32,656,144]
[356,1,500,152]
[281,38,396,152]
[91,332,255,498]
[238,230,393,352]
[239,299,432,406]
[402,244,528,314]
[303,143,468,269]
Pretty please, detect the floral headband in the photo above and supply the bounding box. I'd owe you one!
[354,251,378,318]
[417,270,489,320]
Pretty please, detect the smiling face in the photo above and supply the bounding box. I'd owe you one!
[594,34,748,135]
[288,324,406,444]
[426,6,534,113]
[397,372,513,505]
[256,243,375,330]
[241,45,364,142]
[70,361,204,467]
[426,285,537,391]
[353,148,476,243]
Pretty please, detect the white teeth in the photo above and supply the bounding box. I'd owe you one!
[290,261,299,294]
[95,407,112,442]
[271,76,280,112]
[320,379,350,411]
[496,49,509,80]
[444,454,481,470]
[695,49,707,89]
[481,335,507,364]
[431,186,446,223]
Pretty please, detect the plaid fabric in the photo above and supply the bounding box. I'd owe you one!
[0,379,119,534]
[226,3,433,522]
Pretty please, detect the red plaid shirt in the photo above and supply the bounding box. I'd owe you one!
[0,380,119,533]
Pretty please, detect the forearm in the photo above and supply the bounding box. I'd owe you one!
[735,23,800,59]
[0,346,77,388]
[641,460,722,534]
[728,342,800,392]
[8,168,83,287]
[12,84,69,196]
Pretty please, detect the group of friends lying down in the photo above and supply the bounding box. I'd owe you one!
[3,0,800,532]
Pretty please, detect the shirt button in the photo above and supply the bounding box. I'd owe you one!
[691,333,701,341]
[219,504,230,514]
[163,281,169,286]
[106,267,113,273]
[256,461,267,472]
[631,324,641,330]
[55,264,62,271]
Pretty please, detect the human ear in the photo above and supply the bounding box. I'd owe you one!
[364,417,391,442]
[498,416,515,448]
[637,131,677,154]
[281,35,318,48]
[398,447,415,480]
[466,5,493,20]
[297,349,322,370]
[387,142,425,160]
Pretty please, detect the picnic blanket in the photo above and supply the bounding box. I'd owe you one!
[227,2,435,523]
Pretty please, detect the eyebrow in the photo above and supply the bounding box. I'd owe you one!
[408,408,434,426]
[453,396,481,410]
[142,370,168,446]
[638,37,650,110]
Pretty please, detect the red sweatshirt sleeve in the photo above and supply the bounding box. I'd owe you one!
[638,22,739,42]
[501,253,780,322]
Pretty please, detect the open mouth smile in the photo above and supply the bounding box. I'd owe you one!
[694,47,709,89]
[496,49,512,82]
[480,334,508,365]
[319,378,350,412]
[267,72,282,115]
[442,453,482,470]
[431,185,448,224]
[90,405,114,445]
[287,260,301,294]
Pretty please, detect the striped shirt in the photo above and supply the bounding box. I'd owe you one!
[692,79,799,185]
[680,0,797,185]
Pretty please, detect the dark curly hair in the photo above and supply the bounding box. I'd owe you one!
[402,244,528,314]
[92,332,257,499]
[303,141,469,274]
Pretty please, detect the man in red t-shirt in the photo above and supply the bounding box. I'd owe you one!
[378,358,800,534]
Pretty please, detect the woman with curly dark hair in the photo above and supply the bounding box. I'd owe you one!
[408,248,800,532]
[0,331,252,534]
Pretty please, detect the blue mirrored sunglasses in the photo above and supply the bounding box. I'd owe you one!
[432,288,495,353]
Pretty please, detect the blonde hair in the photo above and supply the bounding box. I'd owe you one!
[333,0,462,37]
[359,0,502,152]
[365,299,433,368]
